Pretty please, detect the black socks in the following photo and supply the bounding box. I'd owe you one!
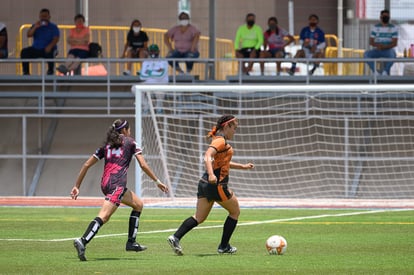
[128,210,141,243]
[82,217,104,245]
[174,216,198,240]
[219,216,238,248]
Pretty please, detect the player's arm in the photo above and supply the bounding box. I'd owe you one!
[135,153,169,193]
[70,155,99,199]
[204,146,217,183]
[230,161,254,170]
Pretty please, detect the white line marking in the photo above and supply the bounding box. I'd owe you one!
[0,209,410,242]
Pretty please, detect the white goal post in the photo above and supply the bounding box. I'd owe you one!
[133,84,414,200]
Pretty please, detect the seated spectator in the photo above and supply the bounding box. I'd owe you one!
[139,44,169,113]
[364,9,398,76]
[121,19,149,76]
[57,14,90,75]
[21,8,60,75]
[288,14,325,76]
[164,11,200,74]
[259,17,294,76]
[234,13,263,75]
[0,22,8,58]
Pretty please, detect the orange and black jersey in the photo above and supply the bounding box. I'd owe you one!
[202,135,233,184]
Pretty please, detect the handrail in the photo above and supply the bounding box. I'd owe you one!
[16,24,235,79]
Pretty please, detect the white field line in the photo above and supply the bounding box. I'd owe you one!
[1,208,411,242]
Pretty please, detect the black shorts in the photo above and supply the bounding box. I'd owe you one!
[197,179,233,202]
[238,47,260,58]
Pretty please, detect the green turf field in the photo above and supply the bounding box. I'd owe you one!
[0,206,413,274]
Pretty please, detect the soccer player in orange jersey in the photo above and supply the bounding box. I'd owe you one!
[168,115,254,255]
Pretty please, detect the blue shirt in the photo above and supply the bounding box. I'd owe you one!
[32,22,60,50]
[299,26,325,49]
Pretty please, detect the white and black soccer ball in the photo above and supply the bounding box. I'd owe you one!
[265,235,287,255]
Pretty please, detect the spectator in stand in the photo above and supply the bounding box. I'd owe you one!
[121,19,149,76]
[288,14,325,76]
[234,13,263,75]
[57,14,90,75]
[364,9,398,76]
[0,22,8,58]
[259,17,294,76]
[139,44,169,113]
[164,11,200,75]
[21,8,60,75]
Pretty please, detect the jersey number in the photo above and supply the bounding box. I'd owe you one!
[106,147,123,159]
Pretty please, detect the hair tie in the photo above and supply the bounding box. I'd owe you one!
[115,120,128,131]
[220,117,236,127]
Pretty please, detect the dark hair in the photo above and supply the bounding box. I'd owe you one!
[127,19,141,37]
[74,14,85,22]
[207,115,236,138]
[179,12,190,19]
[266,16,279,36]
[308,14,319,21]
[40,8,50,15]
[105,119,129,148]
[381,9,390,16]
[246,13,255,19]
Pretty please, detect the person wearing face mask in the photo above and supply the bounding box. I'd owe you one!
[288,14,325,76]
[259,17,294,76]
[122,19,149,76]
[20,8,60,75]
[164,11,200,74]
[234,13,264,75]
[363,10,398,76]
[57,14,90,75]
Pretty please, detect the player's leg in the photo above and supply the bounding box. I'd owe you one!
[73,199,118,261]
[216,193,240,254]
[121,189,147,252]
[168,197,214,255]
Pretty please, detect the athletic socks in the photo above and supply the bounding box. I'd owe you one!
[219,216,238,248]
[81,217,104,245]
[174,216,198,240]
[128,210,141,243]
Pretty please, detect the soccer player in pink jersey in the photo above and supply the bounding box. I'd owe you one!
[71,119,168,261]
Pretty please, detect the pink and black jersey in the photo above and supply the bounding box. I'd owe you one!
[94,135,142,189]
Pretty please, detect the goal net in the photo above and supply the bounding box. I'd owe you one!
[133,84,414,200]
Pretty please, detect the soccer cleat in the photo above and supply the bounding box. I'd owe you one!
[167,235,183,256]
[57,65,68,75]
[287,68,295,76]
[217,244,237,254]
[126,241,147,252]
[73,238,87,261]
[123,70,131,76]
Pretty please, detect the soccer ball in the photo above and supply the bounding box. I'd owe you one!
[265,235,287,255]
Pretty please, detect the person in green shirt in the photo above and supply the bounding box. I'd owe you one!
[234,13,263,75]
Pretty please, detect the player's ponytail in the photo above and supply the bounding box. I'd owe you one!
[207,115,236,138]
[105,119,129,148]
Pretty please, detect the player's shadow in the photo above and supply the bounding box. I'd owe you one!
[195,253,221,257]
